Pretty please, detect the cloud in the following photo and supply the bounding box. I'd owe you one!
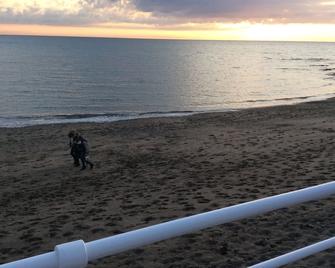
[133,0,335,23]
[0,0,151,26]
[0,0,335,27]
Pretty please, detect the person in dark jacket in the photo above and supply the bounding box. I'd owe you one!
[73,132,94,170]
[68,130,79,167]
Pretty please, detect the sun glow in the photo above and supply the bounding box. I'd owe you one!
[241,23,335,42]
[2,22,335,42]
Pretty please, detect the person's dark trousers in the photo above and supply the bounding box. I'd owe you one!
[80,156,94,170]
[71,147,80,166]
[79,154,87,170]
[85,158,94,169]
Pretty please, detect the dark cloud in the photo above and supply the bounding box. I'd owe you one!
[133,0,334,23]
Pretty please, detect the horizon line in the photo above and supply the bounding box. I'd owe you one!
[2,33,335,43]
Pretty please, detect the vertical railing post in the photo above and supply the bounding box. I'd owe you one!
[55,240,88,268]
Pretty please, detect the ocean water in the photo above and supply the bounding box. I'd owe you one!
[0,36,335,127]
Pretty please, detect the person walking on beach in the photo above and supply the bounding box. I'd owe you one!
[68,130,80,167]
[68,131,94,170]
[74,132,94,170]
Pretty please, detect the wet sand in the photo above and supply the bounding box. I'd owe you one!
[1,99,335,267]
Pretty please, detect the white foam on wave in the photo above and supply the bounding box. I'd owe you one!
[1,92,335,128]
[0,111,197,128]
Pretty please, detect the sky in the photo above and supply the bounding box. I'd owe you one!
[1,0,335,41]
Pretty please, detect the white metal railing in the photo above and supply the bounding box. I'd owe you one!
[250,236,335,268]
[1,181,335,268]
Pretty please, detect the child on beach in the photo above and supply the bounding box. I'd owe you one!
[68,131,94,170]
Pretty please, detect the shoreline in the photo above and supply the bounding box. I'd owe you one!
[1,97,335,267]
[2,92,335,129]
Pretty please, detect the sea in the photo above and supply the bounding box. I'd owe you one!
[1,35,335,128]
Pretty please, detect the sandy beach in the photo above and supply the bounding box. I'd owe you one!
[1,99,335,267]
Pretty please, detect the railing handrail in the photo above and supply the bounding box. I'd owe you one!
[1,181,335,268]
[250,236,335,268]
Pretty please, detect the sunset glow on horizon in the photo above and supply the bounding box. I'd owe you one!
[1,0,335,42]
